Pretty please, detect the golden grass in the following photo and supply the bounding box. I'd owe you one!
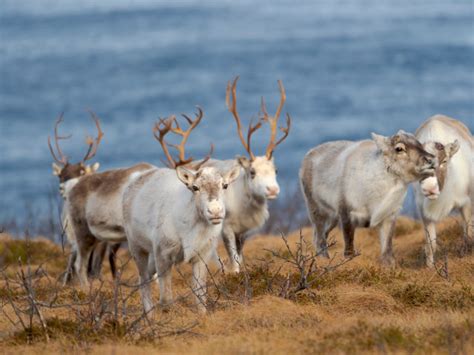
[0,216,473,354]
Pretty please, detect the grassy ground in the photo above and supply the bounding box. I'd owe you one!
[0,216,472,354]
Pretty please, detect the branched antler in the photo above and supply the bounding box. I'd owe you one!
[226,76,263,161]
[48,111,104,166]
[47,113,71,165]
[82,110,104,163]
[153,107,211,169]
[260,80,291,159]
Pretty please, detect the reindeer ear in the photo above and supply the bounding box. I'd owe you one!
[224,164,241,185]
[176,166,196,188]
[371,133,391,152]
[52,163,62,176]
[236,156,250,169]
[91,162,100,172]
[445,140,460,158]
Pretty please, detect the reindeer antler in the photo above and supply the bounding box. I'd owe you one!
[48,113,71,165]
[153,107,210,168]
[226,76,263,161]
[190,143,215,171]
[153,115,179,168]
[260,80,291,159]
[82,110,104,162]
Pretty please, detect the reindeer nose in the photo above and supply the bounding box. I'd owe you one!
[207,207,223,215]
[207,206,224,224]
[266,186,280,197]
[423,155,435,167]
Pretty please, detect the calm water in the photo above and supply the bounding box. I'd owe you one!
[1,0,473,228]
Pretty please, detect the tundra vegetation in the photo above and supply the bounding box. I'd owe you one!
[0,217,472,353]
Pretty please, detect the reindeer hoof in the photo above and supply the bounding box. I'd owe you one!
[317,249,330,258]
[381,255,396,267]
[344,250,356,258]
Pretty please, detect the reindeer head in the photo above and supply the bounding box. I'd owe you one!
[153,108,240,225]
[371,130,436,183]
[48,111,104,197]
[419,140,460,199]
[226,76,291,201]
[177,165,240,224]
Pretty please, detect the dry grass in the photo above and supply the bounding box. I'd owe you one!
[0,216,473,354]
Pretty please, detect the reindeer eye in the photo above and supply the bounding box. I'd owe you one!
[250,168,256,179]
[192,185,200,192]
[223,183,229,190]
[395,146,405,153]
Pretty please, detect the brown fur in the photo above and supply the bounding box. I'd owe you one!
[70,163,153,201]
[57,163,87,183]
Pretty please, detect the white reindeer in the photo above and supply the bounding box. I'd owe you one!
[300,130,437,265]
[207,77,291,273]
[414,115,473,267]
[123,115,240,313]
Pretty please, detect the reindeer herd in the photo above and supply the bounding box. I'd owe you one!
[48,77,473,314]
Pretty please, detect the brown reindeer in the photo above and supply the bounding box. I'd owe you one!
[47,111,119,284]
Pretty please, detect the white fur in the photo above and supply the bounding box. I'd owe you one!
[206,156,279,273]
[300,132,435,265]
[123,165,239,313]
[414,115,473,267]
[420,176,440,199]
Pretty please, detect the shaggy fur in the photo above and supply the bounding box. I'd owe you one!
[300,131,436,265]
[414,115,473,267]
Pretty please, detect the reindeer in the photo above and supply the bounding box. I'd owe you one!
[47,112,120,283]
[123,112,240,314]
[414,115,473,267]
[49,112,102,196]
[204,77,291,273]
[61,108,161,285]
[300,130,437,265]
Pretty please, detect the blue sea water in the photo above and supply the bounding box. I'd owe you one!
[1,0,473,228]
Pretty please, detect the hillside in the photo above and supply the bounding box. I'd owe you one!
[0,217,472,354]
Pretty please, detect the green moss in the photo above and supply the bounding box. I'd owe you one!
[0,239,66,269]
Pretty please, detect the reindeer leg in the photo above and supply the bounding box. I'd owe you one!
[222,225,241,273]
[109,243,121,279]
[379,217,396,266]
[341,211,356,258]
[74,235,96,288]
[87,241,107,279]
[130,245,154,315]
[461,202,473,248]
[422,218,437,268]
[235,233,246,268]
[155,247,174,309]
[62,249,77,286]
[192,257,208,314]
